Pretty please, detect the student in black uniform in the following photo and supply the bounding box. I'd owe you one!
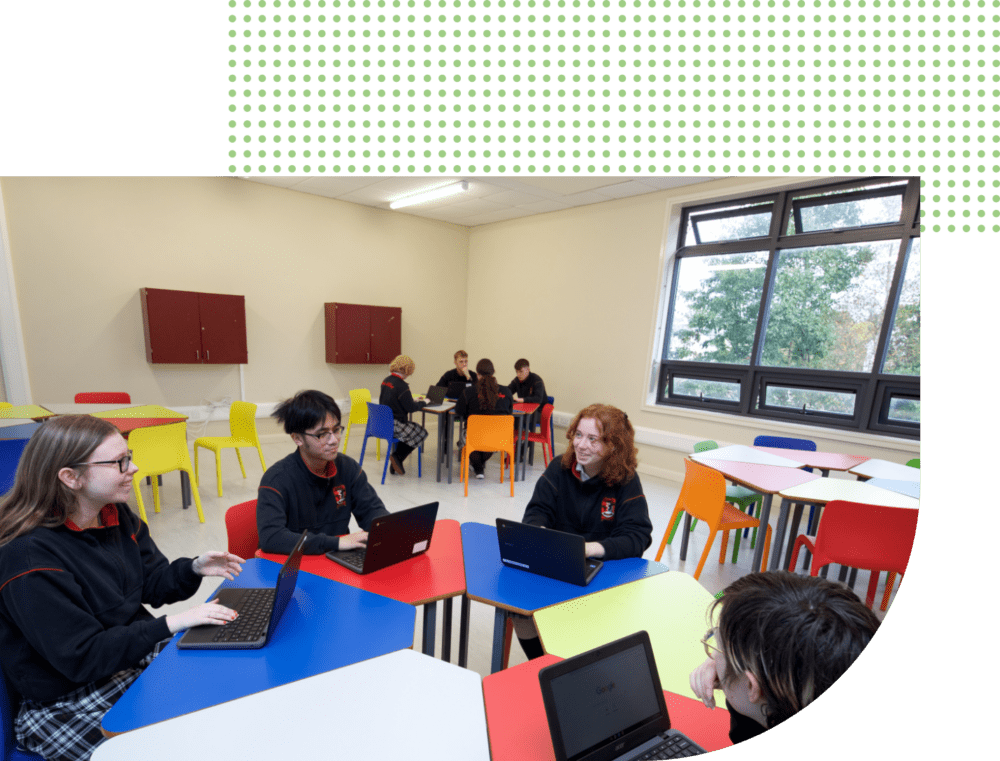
[513,403,653,659]
[379,354,431,476]
[0,415,243,761]
[690,571,880,745]
[455,358,513,478]
[508,358,547,432]
[437,349,478,389]
[257,389,388,554]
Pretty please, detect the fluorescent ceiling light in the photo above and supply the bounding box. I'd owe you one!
[389,181,469,209]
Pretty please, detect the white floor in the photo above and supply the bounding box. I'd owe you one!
[144,430,891,680]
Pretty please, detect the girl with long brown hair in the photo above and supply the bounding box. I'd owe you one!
[455,358,513,478]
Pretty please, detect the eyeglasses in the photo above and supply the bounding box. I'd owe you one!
[302,426,344,442]
[701,628,722,659]
[70,450,134,474]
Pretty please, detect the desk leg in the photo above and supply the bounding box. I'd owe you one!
[421,601,437,657]
[782,502,805,570]
[751,494,774,574]
[435,414,445,483]
[491,608,509,674]
[847,568,859,588]
[458,594,471,668]
[446,412,455,485]
[441,597,453,663]
[679,513,692,562]
[181,472,190,509]
[769,498,795,571]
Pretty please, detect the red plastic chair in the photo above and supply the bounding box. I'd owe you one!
[522,403,554,466]
[224,499,259,559]
[74,392,132,404]
[789,500,918,610]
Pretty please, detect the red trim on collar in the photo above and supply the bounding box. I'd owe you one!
[391,372,405,379]
[64,504,120,532]
[325,458,338,478]
[299,450,338,478]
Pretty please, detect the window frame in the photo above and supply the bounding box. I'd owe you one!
[655,177,921,439]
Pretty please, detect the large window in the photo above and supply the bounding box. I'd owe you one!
[657,178,920,438]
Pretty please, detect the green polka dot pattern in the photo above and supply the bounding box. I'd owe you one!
[226,0,1000,233]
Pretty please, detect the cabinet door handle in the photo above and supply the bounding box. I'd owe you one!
[196,350,199,360]
[206,350,210,361]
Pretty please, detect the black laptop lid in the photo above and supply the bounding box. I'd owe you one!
[425,386,448,405]
[539,631,671,761]
[364,501,439,571]
[446,380,469,399]
[496,518,593,585]
[267,530,307,632]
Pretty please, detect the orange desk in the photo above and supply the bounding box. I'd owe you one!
[482,654,732,761]
[258,519,467,662]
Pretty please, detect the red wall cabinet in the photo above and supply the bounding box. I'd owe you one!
[325,302,401,364]
[140,288,248,364]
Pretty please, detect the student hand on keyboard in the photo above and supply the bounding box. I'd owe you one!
[165,598,239,634]
[337,531,369,551]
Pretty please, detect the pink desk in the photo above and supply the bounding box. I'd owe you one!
[258,519,467,662]
[752,446,869,476]
[482,654,732,761]
[690,458,821,573]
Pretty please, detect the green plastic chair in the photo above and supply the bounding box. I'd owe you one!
[666,440,762,562]
[906,458,920,468]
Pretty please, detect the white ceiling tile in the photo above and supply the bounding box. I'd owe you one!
[515,177,632,195]
[514,199,573,213]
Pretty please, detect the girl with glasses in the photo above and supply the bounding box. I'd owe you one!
[0,415,244,761]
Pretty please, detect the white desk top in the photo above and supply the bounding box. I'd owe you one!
[93,649,490,760]
[848,458,920,481]
[422,402,456,413]
[691,444,805,468]
[779,477,919,509]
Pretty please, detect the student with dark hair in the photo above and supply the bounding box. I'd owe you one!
[0,415,243,761]
[257,389,388,555]
[512,404,653,660]
[455,358,513,478]
[379,355,431,476]
[508,358,547,431]
[437,349,478,389]
[690,571,881,744]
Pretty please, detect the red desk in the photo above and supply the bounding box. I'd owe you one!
[752,446,868,476]
[258,519,467,662]
[483,654,732,761]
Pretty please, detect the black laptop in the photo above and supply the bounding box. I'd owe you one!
[423,385,449,405]
[496,518,603,586]
[445,380,470,400]
[539,631,708,761]
[177,531,307,650]
[325,502,438,574]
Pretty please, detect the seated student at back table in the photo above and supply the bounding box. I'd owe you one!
[437,349,478,390]
[379,354,431,476]
[456,358,513,479]
[257,390,389,555]
[508,358,547,428]
[0,415,243,761]
[512,403,653,660]
[690,571,880,745]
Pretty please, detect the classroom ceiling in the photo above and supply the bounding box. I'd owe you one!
[244,176,721,226]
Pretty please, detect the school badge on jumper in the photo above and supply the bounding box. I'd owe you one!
[601,497,616,521]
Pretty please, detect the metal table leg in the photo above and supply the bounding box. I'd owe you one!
[421,601,437,657]
[490,607,510,674]
[441,597,453,663]
[458,594,470,668]
[679,513,692,562]
[751,494,775,574]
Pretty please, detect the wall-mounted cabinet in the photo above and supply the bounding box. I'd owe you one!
[325,302,401,364]
[140,288,248,364]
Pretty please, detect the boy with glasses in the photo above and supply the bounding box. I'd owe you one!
[257,390,389,555]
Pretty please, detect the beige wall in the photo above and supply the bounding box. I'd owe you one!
[0,177,470,406]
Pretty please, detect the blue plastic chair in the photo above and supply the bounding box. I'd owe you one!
[359,403,421,485]
[2,672,46,761]
[0,439,29,497]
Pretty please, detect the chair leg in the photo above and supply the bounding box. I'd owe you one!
[881,572,898,611]
[235,448,247,479]
[187,469,206,523]
[759,526,772,572]
[132,477,148,523]
[215,451,224,498]
[665,508,686,546]
[657,508,685,562]
[255,444,266,472]
[359,435,368,466]
[508,449,514,497]
[193,446,200,484]
[732,529,742,563]
[694,529,718,580]
[342,421,352,453]
[719,529,729,564]
[151,476,161,514]
[381,441,392,485]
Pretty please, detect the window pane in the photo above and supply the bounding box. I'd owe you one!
[672,377,741,403]
[686,204,772,244]
[762,386,856,416]
[887,397,920,424]
[761,241,899,373]
[883,238,920,376]
[666,251,769,364]
[787,181,907,234]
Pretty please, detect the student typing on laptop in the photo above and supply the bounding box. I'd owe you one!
[513,404,653,660]
[257,390,389,555]
[0,416,244,761]
[689,571,880,745]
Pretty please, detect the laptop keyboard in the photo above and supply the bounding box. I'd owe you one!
[336,548,367,569]
[636,734,704,759]
[211,588,275,643]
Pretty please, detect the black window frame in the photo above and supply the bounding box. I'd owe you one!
[657,177,920,439]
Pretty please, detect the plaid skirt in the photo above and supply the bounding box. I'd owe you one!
[393,419,428,448]
[15,639,169,761]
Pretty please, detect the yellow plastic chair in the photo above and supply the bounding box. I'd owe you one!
[193,401,267,497]
[0,403,11,410]
[343,389,380,460]
[130,422,204,523]
[656,458,771,579]
[460,415,515,497]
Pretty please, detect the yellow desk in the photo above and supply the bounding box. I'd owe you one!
[534,572,719,703]
[0,404,55,420]
[92,405,187,420]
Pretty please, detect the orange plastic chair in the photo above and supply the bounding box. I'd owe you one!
[74,392,131,404]
[343,389,380,460]
[225,499,260,559]
[129,422,204,523]
[789,500,918,611]
[461,415,516,497]
[656,459,771,579]
[522,403,555,466]
[193,402,267,497]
